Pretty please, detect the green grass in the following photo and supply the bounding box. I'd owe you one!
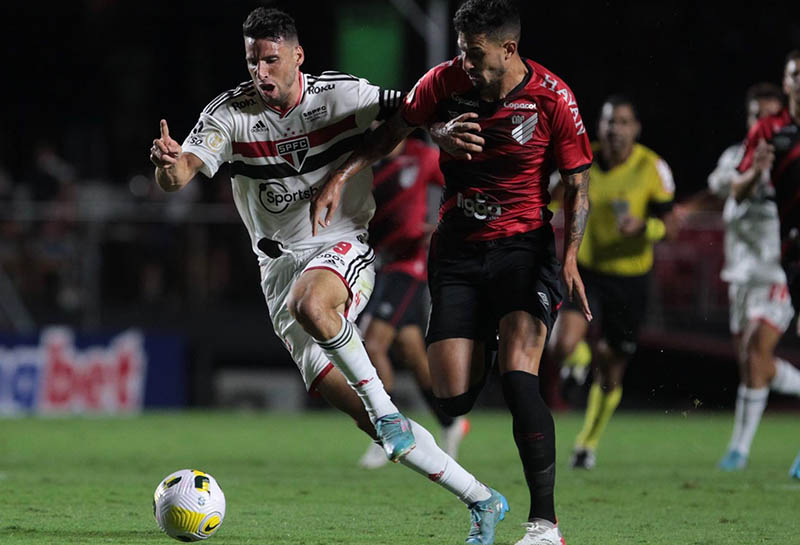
[1,410,798,544]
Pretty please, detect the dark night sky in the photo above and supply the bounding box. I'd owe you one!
[2,0,800,198]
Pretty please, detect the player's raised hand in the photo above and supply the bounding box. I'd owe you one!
[753,138,775,173]
[429,112,485,160]
[150,119,182,168]
[562,258,592,322]
[310,176,344,236]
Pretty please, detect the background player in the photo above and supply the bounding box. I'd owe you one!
[357,135,470,469]
[548,96,677,470]
[734,51,800,479]
[311,2,593,543]
[708,82,800,471]
[149,7,507,542]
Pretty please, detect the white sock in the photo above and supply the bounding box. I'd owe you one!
[771,358,800,396]
[728,384,747,451]
[315,313,398,423]
[399,419,491,505]
[731,385,769,456]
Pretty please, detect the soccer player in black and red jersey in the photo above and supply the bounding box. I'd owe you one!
[736,50,800,480]
[311,1,592,543]
[357,136,471,469]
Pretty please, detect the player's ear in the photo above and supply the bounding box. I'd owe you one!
[503,40,517,60]
[295,44,305,68]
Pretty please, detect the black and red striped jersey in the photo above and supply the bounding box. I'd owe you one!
[738,108,800,240]
[402,57,593,241]
[369,138,444,281]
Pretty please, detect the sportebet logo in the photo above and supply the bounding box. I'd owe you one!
[258,181,319,214]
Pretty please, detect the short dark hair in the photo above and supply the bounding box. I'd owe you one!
[745,82,784,108]
[603,94,639,121]
[453,0,521,43]
[242,7,298,42]
[786,49,800,65]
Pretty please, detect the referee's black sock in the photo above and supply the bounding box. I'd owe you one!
[501,370,556,523]
[420,388,456,428]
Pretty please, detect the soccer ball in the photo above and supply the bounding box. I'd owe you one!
[153,469,226,542]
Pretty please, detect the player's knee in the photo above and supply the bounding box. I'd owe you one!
[288,291,326,328]
[436,391,477,417]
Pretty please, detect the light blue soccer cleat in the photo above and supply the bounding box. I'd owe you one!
[465,488,509,545]
[374,412,416,462]
[718,450,748,471]
[789,450,800,480]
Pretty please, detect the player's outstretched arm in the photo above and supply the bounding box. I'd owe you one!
[150,119,203,192]
[561,168,592,321]
[732,138,774,203]
[310,111,414,235]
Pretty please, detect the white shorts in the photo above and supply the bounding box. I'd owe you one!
[260,235,375,391]
[728,281,795,335]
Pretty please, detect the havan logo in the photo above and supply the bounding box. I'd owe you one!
[276,136,310,171]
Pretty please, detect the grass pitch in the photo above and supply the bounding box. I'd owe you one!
[1,410,798,544]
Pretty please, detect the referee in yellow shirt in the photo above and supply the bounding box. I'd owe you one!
[550,95,678,469]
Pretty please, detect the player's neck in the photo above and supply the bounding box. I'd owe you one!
[600,144,633,169]
[790,99,800,124]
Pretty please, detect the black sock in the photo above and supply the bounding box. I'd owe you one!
[501,370,556,523]
[420,388,456,427]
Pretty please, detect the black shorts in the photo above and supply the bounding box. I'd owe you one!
[363,270,428,329]
[565,266,649,356]
[426,226,564,347]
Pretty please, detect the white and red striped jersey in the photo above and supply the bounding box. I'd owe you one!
[182,72,402,259]
[708,143,786,285]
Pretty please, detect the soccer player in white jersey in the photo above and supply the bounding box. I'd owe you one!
[149,7,506,543]
[708,82,800,471]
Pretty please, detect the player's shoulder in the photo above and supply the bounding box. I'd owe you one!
[634,143,665,165]
[635,144,675,193]
[525,59,577,104]
[201,80,258,117]
[306,70,364,91]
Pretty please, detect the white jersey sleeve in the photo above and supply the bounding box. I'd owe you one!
[707,143,744,198]
[181,90,238,178]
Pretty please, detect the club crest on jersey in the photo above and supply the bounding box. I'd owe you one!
[511,113,538,145]
[276,136,310,171]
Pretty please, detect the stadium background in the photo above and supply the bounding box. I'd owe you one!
[1,0,800,414]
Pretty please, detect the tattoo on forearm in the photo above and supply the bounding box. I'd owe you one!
[563,169,590,254]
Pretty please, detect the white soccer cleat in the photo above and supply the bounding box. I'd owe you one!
[441,416,471,460]
[358,441,389,469]
[514,519,566,545]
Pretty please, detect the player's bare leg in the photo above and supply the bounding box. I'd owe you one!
[287,269,413,460]
[395,325,468,459]
[314,366,501,540]
[549,310,589,368]
[549,309,591,405]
